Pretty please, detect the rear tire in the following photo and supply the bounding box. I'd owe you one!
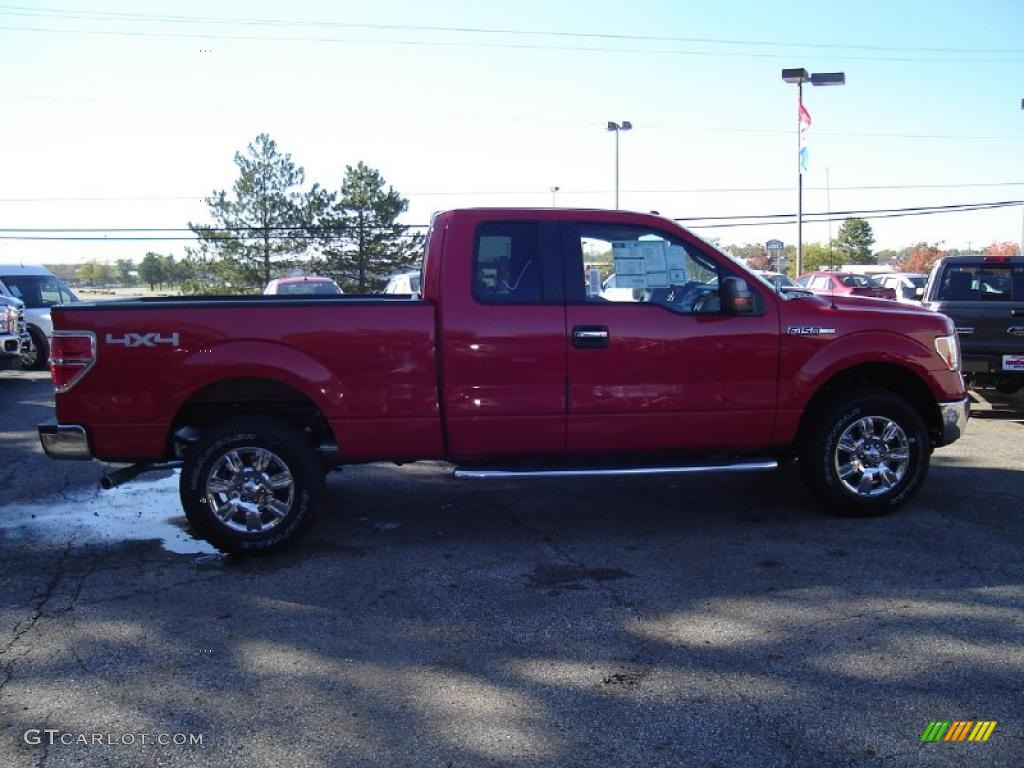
[799,388,929,517]
[179,417,324,555]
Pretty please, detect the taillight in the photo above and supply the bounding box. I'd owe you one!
[983,256,1010,263]
[50,331,97,392]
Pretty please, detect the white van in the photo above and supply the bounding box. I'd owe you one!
[383,270,421,295]
[0,264,79,369]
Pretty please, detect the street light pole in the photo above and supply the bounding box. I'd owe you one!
[607,121,632,209]
[797,77,804,275]
[550,186,560,207]
[782,69,844,276]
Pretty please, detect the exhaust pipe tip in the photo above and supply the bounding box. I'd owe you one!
[99,475,114,490]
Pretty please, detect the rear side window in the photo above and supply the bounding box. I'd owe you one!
[473,221,543,303]
[937,264,1024,301]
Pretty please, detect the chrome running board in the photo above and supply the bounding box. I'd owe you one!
[453,459,778,480]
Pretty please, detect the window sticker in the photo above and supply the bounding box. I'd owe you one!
[612,241,671,289]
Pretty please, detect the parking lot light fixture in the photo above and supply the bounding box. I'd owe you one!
[781,69,845,275]
[607,121,632,209]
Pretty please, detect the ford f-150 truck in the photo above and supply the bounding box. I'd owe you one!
[38,209,969,554]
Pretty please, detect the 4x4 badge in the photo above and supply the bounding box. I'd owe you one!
[105,332,180,348]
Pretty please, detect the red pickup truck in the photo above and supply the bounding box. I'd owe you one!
[39,208,969,554]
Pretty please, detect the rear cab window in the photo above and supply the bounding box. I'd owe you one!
[472,221,561,304]
[936,262,1024,302]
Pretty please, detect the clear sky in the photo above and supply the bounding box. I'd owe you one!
[1,0,1022,265]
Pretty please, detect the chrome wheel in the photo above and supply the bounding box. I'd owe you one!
[834,416,910,498]
[204,447,295,534]
[20,344,41,368]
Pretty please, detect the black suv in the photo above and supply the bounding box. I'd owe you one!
[922,255,1024,393]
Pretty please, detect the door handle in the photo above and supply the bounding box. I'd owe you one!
[572,326,609,349]
[1012,308,1024,317]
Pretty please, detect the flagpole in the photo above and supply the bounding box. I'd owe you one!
[797,80,803,277]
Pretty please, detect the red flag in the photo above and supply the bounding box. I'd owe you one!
[799,99,812,131]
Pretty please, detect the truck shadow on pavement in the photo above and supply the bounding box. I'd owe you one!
[3,458,1022,767]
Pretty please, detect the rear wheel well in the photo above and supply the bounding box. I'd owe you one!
[169,377,334,458]
[798,363,942,444]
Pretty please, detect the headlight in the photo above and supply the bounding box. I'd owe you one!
[4,308,16,334]
[934,334,960,371]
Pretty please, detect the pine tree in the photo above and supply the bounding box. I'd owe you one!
[834,218,876,264]
[189,134,308,289]
[315,162,422,292]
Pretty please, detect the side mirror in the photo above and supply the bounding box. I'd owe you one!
[721,277,755,315]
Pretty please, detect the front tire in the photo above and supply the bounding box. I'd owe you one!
[22,327,48,370]
[799,388,930,517]
[180,417,324,555]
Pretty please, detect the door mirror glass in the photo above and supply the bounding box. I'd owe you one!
[721,277,754,314]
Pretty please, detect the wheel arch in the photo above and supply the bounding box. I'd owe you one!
[168,376,337,462]
[796,362,943,446]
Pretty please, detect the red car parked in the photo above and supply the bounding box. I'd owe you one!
[39,209,967,554]
[797,271,897,301]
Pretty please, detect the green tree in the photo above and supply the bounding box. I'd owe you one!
[94,262,114,285]
[190,134,308,290]
[75,261,98,286]
[800,242,836,273]
[314,162,422,292]
[115,258,135,286]
[139,252,164,290]
[834,217,876,264]
[158,254,186,287]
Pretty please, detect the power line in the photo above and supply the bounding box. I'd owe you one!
[1,5,1019,56]
[1,181,1022,204]
[675,200,1024,222]
[688,202,1022,229]
[6,92,1022,141]
[1,200,1019,240]
[1,21,1020,65]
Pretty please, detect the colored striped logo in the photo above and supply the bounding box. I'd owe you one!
[921,721,997,742]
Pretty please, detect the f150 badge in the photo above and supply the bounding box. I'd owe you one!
[787,326,836,336]
[105,332,180,348]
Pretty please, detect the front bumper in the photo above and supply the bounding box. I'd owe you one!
[38,424,93,460]
[936,397,970,447]
[0,332,29,368]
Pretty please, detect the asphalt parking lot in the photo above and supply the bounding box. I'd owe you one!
[1,371,1022,768]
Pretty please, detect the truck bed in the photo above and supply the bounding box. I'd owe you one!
[51,296,443,462]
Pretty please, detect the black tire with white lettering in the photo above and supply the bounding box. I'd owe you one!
[799,388,929,517]
[179,417,324,555]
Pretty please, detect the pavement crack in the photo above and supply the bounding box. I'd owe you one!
[0,538,75,695]
[2,538,74,657]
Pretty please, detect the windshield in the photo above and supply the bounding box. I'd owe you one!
[1,275,78,308]
[277,281,340,295]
